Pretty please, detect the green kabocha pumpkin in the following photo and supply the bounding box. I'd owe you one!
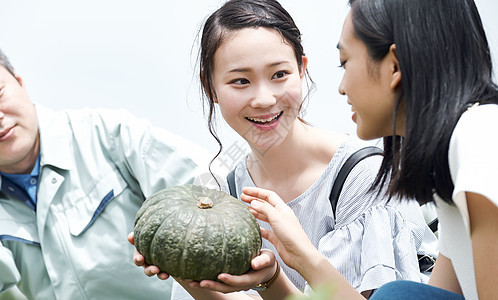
[134,184,262,281]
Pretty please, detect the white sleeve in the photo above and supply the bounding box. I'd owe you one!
[449,104,498,230]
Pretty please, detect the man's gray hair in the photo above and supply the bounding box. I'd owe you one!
[0,49,16,76]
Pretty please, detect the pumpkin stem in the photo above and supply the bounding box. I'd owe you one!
[197,197,213,209]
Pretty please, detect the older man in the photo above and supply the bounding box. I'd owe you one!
[0,49,211,299]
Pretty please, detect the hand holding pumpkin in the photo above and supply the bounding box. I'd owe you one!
[127,232,170,280]
[130,229,278,294]
[132,185,262,282]
[187,249,278,293]
[240,187,319,272]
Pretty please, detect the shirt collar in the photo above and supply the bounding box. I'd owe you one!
[31,152,41,176]
[0,153,40,210]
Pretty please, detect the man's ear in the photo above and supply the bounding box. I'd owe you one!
[389,44,401,89]
[300,56,308,79]
[14,73,25,87]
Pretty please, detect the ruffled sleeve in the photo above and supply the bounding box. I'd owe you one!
[315,202,422,293]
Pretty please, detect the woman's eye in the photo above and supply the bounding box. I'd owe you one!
[272,71,287,79]
[338,60,347,69]
[231,78,250,85]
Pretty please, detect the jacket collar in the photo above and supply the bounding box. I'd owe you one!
[35,103,75,171]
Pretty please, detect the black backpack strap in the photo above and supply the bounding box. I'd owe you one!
[329,146,384,218]
[227,169,237,199]
[427,217,439,233]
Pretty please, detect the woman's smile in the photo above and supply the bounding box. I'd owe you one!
[246,111,284,125]
[212,27,306,150]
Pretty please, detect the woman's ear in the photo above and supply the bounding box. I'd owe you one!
[300,56,308,79]
[389,44,401,89]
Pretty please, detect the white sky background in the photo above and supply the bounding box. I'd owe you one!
[0,0,497,164]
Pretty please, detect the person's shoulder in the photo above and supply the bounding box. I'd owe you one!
[306,127,383,166]
[334,137,384,182]
[34,104,128,128]
[458,103,498,128]
[63,107,165,136]
[63,107,136,121]
[309,127,349,146]
[336,135,383,158]
[305,126,349,158]
[452,103,498,144]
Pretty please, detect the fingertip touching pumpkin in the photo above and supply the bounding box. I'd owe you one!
[134,184,262,281]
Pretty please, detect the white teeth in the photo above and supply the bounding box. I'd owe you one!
[248,113,281,123]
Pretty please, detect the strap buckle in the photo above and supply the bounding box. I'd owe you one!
[418,254,436,273]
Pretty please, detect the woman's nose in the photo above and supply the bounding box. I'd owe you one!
[338,79,346,95]
[250,84,277,108]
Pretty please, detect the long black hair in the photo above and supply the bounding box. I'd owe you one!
[198,0,314,179]
[349,0,498,204]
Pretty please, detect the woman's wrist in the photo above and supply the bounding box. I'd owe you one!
[251,260,281,291]
[294,248,327,283]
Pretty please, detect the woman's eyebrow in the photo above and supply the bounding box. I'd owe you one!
[228,60,291,73]
[228,67,251,73]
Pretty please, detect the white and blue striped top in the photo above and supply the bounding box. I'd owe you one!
[171,137,437,298]
[233,137,435,293]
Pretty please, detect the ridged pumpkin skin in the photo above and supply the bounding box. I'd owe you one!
[134,184,262,281]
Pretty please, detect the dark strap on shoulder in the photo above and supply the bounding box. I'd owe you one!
[329,146,384,218]
[427,218,439,233]
[227,169,237,198]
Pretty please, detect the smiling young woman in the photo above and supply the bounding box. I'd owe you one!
[337,12,404,140]
[211,27,307,153]
[129,0,438,299]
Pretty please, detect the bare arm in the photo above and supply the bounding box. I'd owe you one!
[466,192,498,300]
[428,192,498,299]
[428,253,462,294]
[241,187,365,300]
